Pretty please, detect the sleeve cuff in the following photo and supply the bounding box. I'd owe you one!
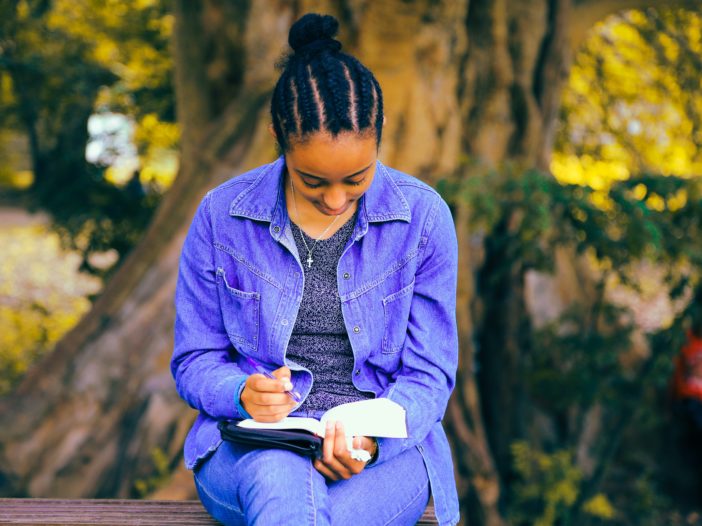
[207,374,249,418]
[235,377,253,419]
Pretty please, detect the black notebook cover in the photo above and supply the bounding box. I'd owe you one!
[218,420,323,459]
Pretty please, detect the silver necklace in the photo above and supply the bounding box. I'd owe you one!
[289,176,340,269]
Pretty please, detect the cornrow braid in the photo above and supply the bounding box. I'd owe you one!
[289,79,302,136]
[270,13,384,152]
[371,76,384,145]
[273,69,298,138]
[295,60,320,136]
[318,54,354,134]
[305,64,327,132]
[349,58,375,132]
[340,60,360,132]
[271,78,286,144]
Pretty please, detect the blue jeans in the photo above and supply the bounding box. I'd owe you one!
[193,440,430,525]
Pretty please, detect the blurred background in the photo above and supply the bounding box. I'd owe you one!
[1,1,702,525]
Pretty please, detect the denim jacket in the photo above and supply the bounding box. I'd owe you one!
[172,157,460,525]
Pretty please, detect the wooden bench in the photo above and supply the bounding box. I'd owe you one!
[0,499,438,525]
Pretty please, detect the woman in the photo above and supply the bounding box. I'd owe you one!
[172,13,459,526]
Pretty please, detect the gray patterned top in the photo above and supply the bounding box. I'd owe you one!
[287,212,374,412]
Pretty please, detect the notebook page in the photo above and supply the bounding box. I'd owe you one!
[319,398,407,438]
[237,416,324,435]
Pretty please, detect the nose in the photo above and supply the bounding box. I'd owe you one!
[324,186,347,211]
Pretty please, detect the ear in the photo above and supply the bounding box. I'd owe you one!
[267,123,277,139]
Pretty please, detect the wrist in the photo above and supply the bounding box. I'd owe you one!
[368,438,379,465]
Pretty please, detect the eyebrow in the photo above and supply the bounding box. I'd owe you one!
[295,162,374,181]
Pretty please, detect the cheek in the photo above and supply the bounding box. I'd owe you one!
[349,188,366,199]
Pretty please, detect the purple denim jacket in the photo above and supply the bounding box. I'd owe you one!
[172,157,459,525]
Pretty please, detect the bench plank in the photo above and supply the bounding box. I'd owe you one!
[0,500,218,525]
[0,499,438,525]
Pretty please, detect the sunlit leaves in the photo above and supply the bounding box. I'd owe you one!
[509,442,585,526]
[134,113,180,190]
[0,222,101,395]
[553,7,702,189]
[43,0,177,158]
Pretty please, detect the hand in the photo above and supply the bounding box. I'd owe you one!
[240,366,297,422]
[313,421,377,481]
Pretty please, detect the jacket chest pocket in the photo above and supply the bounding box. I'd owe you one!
[216,267,260,353]
[381,279,415,354]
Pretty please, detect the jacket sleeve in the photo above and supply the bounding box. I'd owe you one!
[171,193,250,420]
[373,195,459,466]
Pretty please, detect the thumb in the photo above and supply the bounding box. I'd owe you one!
[271,365,292,381]
[271,366,294,391]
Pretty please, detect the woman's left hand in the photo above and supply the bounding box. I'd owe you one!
[313,421,377,480]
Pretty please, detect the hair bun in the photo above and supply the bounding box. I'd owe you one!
[289,13,342,57]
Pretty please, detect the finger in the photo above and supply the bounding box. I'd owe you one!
[248,374,289,393]
[332,423,364,474]
[333,422,350,459]
[271,366,295,392]
[247,401,296,421]
[358,436,376,455]
[313,459,339,481]
[319,455,352,481]
[248,391,297,406]
[271,366,292,381]
[247,400,297,415]
[322,421,336,464]
[271,365,291,380]
[320,422,351,479]
[320,422,359,478]
[250,411,294,423]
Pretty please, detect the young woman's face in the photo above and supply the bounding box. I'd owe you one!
[284,131,378,217]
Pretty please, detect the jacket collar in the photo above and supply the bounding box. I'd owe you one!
[228,157,411,231]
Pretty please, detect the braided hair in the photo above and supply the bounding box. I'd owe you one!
[271,13,384,152]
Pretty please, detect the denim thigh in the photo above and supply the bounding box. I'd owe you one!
[328,445,430,526]
[194,441,330,526]
[193,441,429,526]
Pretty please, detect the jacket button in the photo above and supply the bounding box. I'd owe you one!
[343,272,350,279]
[281,319,289,326]
[353,326,360,333]
[273,226,280,233]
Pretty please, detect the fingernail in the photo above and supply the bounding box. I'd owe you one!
[326,421,333,431]
[283,381,293,391]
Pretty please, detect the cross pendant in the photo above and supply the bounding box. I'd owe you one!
[306,254,313,268]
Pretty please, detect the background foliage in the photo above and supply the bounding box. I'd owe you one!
[1,2,701,523]
[0,0,177,277]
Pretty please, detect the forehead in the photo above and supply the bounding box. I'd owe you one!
[287,132,377,178]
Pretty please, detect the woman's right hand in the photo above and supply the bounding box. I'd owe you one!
[240,366,298,422]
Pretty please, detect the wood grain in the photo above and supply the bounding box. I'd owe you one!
[0,499,438,525]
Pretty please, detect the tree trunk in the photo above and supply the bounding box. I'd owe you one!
[0,0,676,523]
[0,0,285,498]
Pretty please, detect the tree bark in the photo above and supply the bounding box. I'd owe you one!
[0,0,287,497]
[0,0,688,523]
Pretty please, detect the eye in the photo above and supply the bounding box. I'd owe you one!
[302,179,323,189]
[347,175,367,186]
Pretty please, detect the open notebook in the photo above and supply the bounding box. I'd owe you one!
[237,398,408,439]
[220,399,407,462]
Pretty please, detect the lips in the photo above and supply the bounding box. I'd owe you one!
[319,203,350,216]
